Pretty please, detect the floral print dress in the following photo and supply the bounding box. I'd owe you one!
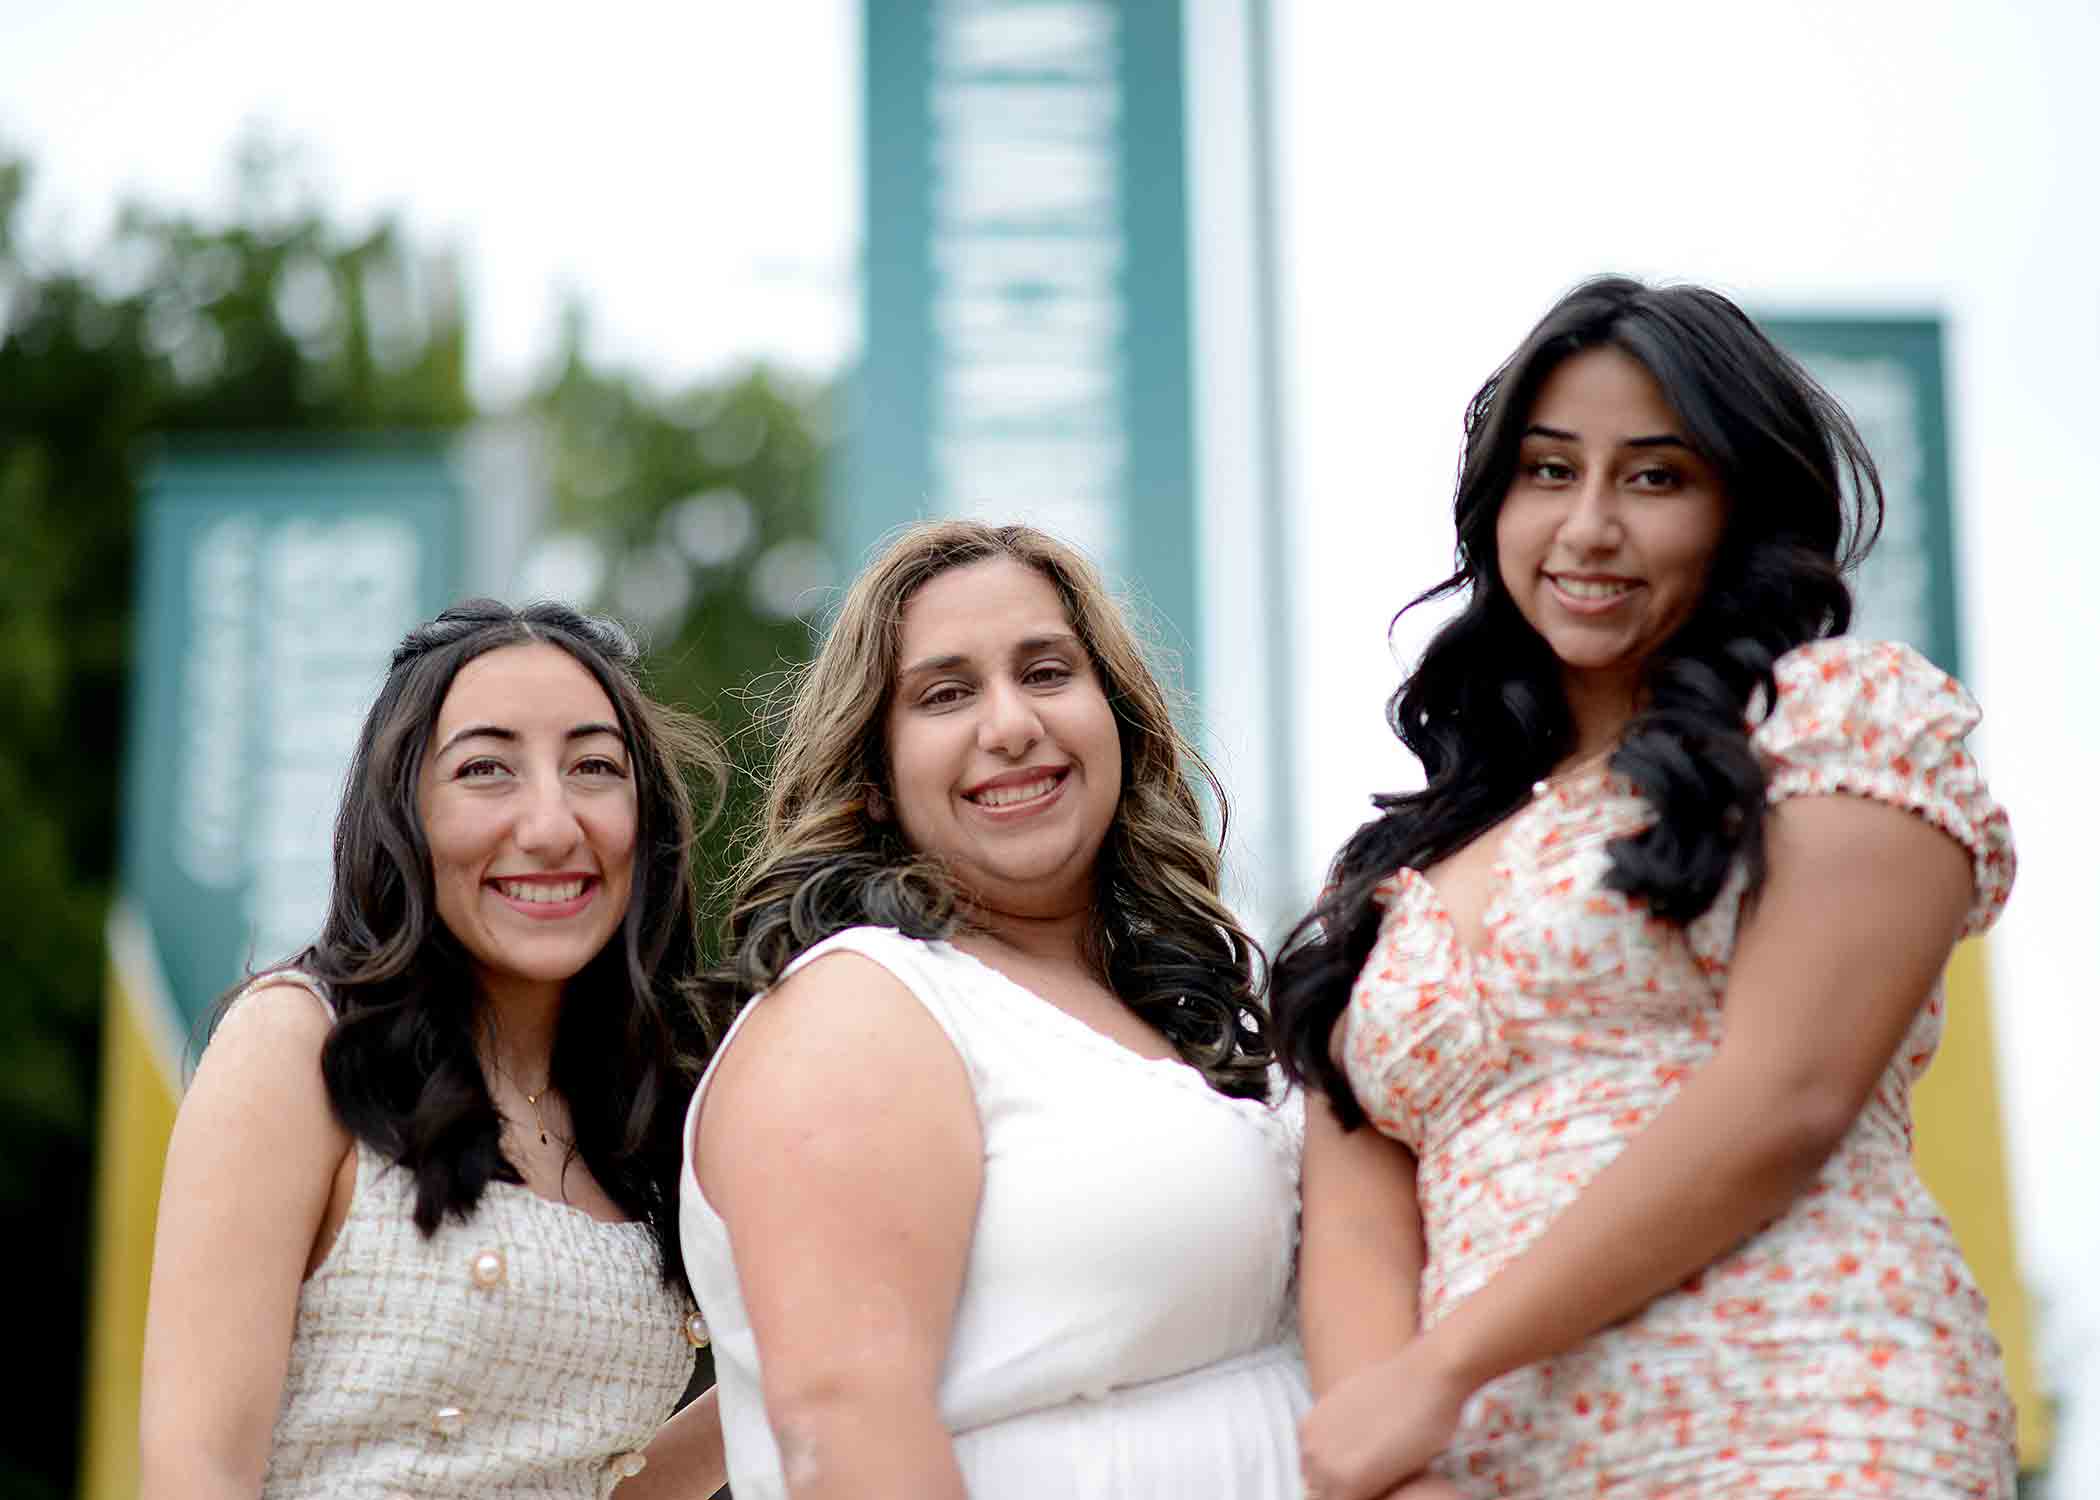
[1342,638,2018,1497]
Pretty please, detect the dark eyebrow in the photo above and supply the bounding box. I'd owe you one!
[1013,632,1082,656]
[1522,423,1692,453]
[436,722,624,757]
[897,652,969,681]
[899,632,1082,682]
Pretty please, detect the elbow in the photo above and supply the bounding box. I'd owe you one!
[1752,1079,1862,1180]
[1707,1044,1869,1181]
[762,1365,939,1481]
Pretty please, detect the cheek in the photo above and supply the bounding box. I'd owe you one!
[421,808,479,883]
[1492,502,1537,584]
[597,799,641,868]
[1660,510,1728,595]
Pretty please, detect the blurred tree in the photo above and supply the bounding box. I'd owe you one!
[4,133,835,1497]
[0,136,470,1499]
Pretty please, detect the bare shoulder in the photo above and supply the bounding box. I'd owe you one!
[710,950,961,1103]
[211,978,334,1050]
[181,980,343,1148]
[696,948,977,1192]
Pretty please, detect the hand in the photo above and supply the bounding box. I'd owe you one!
[1298,1335,1473,1500]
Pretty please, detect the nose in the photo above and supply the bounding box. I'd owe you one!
[977,678,1043,757]
[1556,471,1622,555]
[513,768,585,856]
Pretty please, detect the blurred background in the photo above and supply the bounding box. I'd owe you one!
[3,1,2094,1495]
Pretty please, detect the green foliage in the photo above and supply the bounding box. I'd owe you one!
[0,140,473,1499]
[2,133,833,1496]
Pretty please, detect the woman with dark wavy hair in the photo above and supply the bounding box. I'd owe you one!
[680,520,1335,1498]
[1280,278,2017,1499]
[142,599,730,1498]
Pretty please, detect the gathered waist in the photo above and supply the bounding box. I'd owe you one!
[955,1338,1306,1439]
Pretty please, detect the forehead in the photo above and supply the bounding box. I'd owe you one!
[434,641,618,734]
[1526,346,1680,435]
[895,556,1073,657]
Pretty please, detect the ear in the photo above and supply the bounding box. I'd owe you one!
[865,785,891,822]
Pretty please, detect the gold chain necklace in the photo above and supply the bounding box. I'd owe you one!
[483,1036,559,1147]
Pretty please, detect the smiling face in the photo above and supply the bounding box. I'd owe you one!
[883,556,1123,922]
[1497,345,1730,728]
[417,642,638,1006]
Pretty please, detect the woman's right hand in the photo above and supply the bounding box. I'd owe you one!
[691,952,983,1500]
[140,982,351,1499]
[1298,1333,1473,1500]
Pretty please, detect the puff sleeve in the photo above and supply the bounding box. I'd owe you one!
[1752,637,2015,936]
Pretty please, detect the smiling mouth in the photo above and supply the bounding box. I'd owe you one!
[965,770,1067,809]
[490,876,594,905]
[1548,574,1639,601]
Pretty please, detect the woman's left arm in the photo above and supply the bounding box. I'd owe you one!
[622,1385,725,1499]
[1299,792,1977,1500]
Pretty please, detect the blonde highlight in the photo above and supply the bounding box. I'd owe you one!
[712,520,1270,1098]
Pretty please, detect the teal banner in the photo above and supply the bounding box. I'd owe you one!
[120,445,462,1039]
[852,0,1202,695]
[1763,316,1963,678]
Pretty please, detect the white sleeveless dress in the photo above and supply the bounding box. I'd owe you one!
[245,975,696,1499]
[678,926,1311,1498]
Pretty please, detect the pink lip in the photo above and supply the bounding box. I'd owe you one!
[485,873,599,920]
[1544,572,1643,616]
[961,766,1070,818]
[963,765,1069,798]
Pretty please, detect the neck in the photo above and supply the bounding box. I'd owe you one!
[1559,669,1639,766]
[476,977,563,1085]
[961,901,1095,970]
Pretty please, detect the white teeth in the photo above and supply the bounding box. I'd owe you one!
[1553,576,1636,600]
[971,775,1059,808]
[497,878,586,904]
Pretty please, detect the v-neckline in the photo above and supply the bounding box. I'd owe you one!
[1403,762,1619,963]
[939,940,1186,1070]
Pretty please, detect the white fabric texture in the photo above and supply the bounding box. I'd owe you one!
[679,925,1311,1498]
[249,975,695,1499]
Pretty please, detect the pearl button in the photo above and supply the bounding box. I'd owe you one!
[684,1309,711,1348]
[468,1248,506,1289]
[615,1451,648,1478]
[431,1404,467,1436]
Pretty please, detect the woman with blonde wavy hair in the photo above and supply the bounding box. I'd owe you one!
[677,521,1334,1497]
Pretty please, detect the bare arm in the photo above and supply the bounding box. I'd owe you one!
[624,1386,726,1499]
[1299,1091,1425,1395]
[1301,794,1977,1498]
[140,985,350,1500]
[693,953,981,1500]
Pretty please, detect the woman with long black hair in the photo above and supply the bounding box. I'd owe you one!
[1278,278,2017,1498]
[142,599,728,1498]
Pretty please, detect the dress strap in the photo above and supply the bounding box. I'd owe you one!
[235,967,337,1022]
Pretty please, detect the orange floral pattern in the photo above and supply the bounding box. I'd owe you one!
[1343,638,2017,1497]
